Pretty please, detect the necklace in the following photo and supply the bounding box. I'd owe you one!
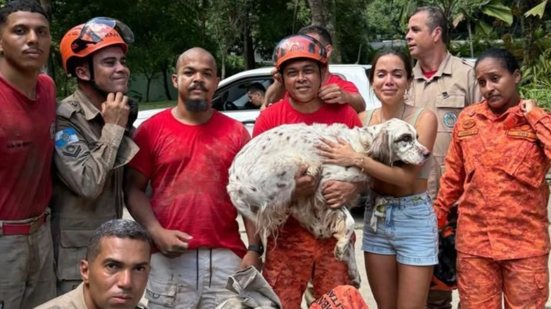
[380,103,407,123]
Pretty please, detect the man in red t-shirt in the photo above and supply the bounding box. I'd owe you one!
[0,1,57,307]
[126,47,260,308]
[256,34,363,309]
[263,25,365,113]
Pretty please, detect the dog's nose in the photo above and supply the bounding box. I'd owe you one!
[423,150,431,159]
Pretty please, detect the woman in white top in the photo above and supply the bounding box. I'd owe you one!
[318,49,438,309]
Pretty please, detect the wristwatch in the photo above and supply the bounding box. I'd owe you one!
[247,243,264,255]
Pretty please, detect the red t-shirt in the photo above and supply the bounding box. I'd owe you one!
[0,74,56,220]
[325,73,359,93]
[281,73,360,102]
[130,109,250,257]
[253,99,362,137]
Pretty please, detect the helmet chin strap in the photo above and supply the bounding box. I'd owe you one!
[85,57,110,98]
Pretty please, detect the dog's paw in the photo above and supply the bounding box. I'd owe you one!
[334,242,347,260]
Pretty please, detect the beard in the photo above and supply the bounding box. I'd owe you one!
[184,99,209,112]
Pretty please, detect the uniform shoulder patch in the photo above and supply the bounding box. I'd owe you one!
[55,127,79,149]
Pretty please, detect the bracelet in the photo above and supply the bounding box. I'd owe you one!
[247,243,264,255]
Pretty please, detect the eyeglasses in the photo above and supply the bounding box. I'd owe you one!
[71,17,134,53]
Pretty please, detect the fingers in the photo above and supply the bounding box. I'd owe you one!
[102,92,130,126]
[319,84,344,104]
[521,99,537,114]
[323,181,355,208]
[295,164,308,177]
[155,229,192,257]
[175,231,193,244]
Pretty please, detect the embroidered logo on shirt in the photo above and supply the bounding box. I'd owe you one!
[61,144,82,158]
[462,119,476,129]
[443,112,458,128]
[55,128,79,149]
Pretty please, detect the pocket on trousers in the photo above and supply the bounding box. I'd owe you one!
[146,279,177,307]
[57,230,95,280]
[401,203,431,220]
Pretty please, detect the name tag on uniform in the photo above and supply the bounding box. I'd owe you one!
[458,129,478,137]
[507,130,537,140]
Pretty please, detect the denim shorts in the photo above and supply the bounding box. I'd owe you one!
[362,192,438,266]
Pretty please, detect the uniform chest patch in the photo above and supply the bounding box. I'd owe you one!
[462,119,476,129]
[55,127,79,149]
[443,112,458,128]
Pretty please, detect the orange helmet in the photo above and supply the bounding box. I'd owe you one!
[60,17,133,75]
[273,34,327,70]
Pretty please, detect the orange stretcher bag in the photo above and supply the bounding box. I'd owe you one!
[309,285,369,309]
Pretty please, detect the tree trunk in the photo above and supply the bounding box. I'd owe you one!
[307,0,342,63]
[162,61,172,101]
[146,77,152,102]
[243,8,255,69]
[221,51,226,80]
[467,21,474,58]
[307,0,327,25]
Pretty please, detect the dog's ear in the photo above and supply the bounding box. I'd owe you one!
[357,127,374,150]
[368,125,394,165]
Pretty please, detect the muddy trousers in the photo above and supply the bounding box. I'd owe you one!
[0,221,56,309]
[262,223,354,309]
[457,252,548,309]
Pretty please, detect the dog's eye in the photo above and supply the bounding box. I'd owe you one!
[397,134,413,143]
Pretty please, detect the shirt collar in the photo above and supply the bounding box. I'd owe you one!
[471,100,522,122]
[73,89,102,121]
[413,52,453,81]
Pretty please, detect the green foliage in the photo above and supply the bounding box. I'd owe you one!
[334,0,371,63]
[138,100,175,111]
[520,49,551,109]
[525,0,548,18]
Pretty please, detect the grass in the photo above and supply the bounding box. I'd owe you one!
[138,100,175,111]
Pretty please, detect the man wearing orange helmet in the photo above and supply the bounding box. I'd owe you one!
[0,1,57,307]
[263,25,366,113]
[51,17,139,294]
[253,34,363,308]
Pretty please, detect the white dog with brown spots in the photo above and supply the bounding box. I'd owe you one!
[227,118,430,286]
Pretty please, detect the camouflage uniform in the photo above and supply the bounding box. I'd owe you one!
[434,102,551,307]
[51,89,138,294]
[262,218,354,309]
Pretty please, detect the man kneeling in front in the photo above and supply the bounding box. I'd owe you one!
[36,219,151,309]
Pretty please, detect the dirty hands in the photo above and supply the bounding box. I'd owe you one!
[317,137,363,167]
[520,99,537,115]
[240,251,263,270]
[102,92,130,127]
[151,226,193,258]
[292,164,320,200]
[322,180,361,209]
[319,83,348,104]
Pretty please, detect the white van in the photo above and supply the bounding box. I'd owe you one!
[135,64,380,131]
